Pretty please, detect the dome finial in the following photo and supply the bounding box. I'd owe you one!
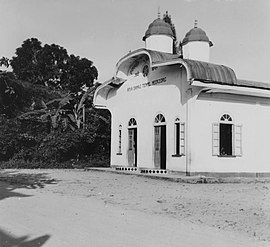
[194,19,198,28]
[157,6,161,19]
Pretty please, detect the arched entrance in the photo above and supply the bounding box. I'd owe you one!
[219,114,233,156]
[154,114,166,169]
[128,118,137,167]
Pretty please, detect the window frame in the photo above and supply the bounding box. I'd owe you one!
[128,118,137,128]
[212,114,242,157]
[220,114,233,156]
[172,117,185,157]
[116,124,122,155]
[154,113,166,126]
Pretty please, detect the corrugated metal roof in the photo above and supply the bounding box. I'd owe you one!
[147,49,179,63]
[183,59,270,90]
[117,48,178,65]
[116,48,270,91]
[183,59,237,85]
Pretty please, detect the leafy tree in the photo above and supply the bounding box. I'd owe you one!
[163,11,178,54]
[15,98,110,165]
[0,116,20,161]
[11,38,43,84]
[0,73,25,118]
[61,55,98,93]
[0,57,10,68]
[0,38,110,168]
[0,71,61,118]
[19,84,99,132]
[37,44,69,88]
[10,38,98,93]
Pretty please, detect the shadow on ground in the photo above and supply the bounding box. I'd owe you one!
[0,170,59,201]
[0,228,50,247]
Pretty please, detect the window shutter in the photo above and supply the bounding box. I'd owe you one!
[234,125,242,156]
[212,123,219,156]
[180,122,185,155]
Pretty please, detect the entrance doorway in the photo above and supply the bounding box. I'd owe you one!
[220,123,232,156]
[219,114,233,156]
[154,114,166,169]
[128,118,137,167]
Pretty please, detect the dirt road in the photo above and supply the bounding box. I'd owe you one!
[0,169,269,246]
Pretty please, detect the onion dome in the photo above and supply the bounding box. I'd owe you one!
[182,25,213,46]
[143,18,174,41]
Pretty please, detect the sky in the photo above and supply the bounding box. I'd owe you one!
[0,0,269,83]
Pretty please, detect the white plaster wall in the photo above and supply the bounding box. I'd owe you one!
[190,92,270,173]
[145,35,173,54]
[108,64,187,171]
[183,42,210,62]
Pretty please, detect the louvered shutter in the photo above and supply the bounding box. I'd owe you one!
[234,125,242,156]
[180,122,185,155]
[212,123,219,156]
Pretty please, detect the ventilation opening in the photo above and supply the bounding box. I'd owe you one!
[115,167,138,172]
[140,169,168,174]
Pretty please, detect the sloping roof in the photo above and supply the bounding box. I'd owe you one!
[117,48,178,66]
[146,49,180,64]
[183,59,270,90]
[117,49,237,85]
[94,49,270,108]
[115,48,270,91]
[183,59,237,85]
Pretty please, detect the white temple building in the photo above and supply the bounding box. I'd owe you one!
[94,14,270,176]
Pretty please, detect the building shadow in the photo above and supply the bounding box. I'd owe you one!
[0,228,50,247]
[0,170,59,201]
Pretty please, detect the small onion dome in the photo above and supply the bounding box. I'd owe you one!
[143,18,174,41]
[182,26,213,46]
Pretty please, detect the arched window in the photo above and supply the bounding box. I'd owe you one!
[212,114,242,157]
[128,118,137,127]
[220,114,232,122]
[154,114,166,125]
[174,117,185,156]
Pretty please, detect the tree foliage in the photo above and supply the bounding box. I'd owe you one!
[61,55,98,93]
[37,43,69,88]
[163,11,178,54]
[11,38,43,84]
[0,71,61,118]
[10,38,98,93]
[0,38,110,168]
[0,57,10,68]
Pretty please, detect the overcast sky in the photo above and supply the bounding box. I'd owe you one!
[0,0,269,83]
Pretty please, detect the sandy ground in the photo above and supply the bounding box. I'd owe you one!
[0,169,269,247]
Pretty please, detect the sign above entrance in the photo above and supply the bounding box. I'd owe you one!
[127,77,167,92]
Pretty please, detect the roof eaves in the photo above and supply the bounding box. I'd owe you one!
[115,49,270,92]
[236,79,270,91]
